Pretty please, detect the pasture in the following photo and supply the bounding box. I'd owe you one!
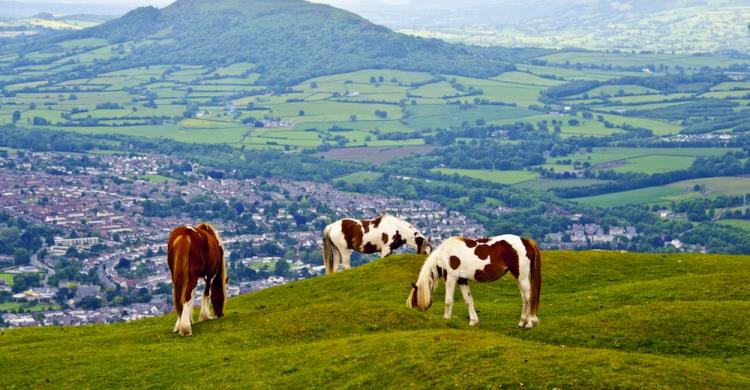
[319,146,435,164]
[432,168,539,185]
[1,252,748,388]
[572,186,686,207]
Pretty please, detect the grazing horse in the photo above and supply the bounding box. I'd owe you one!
[167,223,228,336]
[322,215,431,274]
[407,235,542,328]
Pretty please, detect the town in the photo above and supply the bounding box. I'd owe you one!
[0,148,486,328]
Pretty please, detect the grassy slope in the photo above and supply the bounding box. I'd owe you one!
[1,252,749,388]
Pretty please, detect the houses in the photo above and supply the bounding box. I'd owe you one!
[544,223,638,249]
[0,148,488,329]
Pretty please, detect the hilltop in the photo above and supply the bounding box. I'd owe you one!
[16,0,515,85]
[1,251,748,388]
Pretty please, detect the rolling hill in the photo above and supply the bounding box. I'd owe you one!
[10,0,518,86]
[347,0,750,53]
[1,252,748,388]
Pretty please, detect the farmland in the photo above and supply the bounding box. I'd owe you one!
[432,168,539,185]
[571,177,750,207]
[2,0,750,258]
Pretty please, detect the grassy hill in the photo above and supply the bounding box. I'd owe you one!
[2,251,749,388]
[18,0,515,86]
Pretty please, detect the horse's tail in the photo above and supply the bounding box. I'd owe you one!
[322,225,335,274]
[171,234,191,312]
[527,238,542,316]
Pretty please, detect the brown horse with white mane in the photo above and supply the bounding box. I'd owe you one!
[167,223,228,336]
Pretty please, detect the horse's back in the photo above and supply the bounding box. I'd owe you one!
[167,225,214,276]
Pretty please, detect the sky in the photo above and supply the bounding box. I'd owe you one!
[6,0,408,6]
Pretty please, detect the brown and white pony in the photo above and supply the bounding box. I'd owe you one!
[322,215,431,274]
[167,223,228,336]
[407,235,542,328]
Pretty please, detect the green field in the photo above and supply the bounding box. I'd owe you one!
[572,186,686,207]
[0,302,59,312]
[432,168,539,185]
[571,176,750,208]
[670,176,750,196]
[610,155,697,174]
[334,171,383,185]
[0,273,13,286]
[1,253,749,388]
[717,219,750,232]
[515,178,612,191]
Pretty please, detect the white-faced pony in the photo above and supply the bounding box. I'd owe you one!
[322,215,432,274]
[407,235,541,328]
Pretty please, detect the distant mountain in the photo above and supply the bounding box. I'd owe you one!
[336,0,709,27]
[0,1,129,19]
[45,0,520,85]
[338,0,750,53]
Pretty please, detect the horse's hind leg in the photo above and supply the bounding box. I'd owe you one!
[516,277,533,329]
[459,281,478,326]
[444,276,457,320]
[200,278,214,321]
[341,250,352,270]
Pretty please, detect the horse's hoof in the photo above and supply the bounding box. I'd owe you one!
[469,320,478,326]
[518,320,527,328]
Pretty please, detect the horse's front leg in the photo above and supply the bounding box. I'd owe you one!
[444,276,457,320]
[459,281,478,326]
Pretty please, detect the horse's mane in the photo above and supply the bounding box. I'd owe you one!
[414,251,439,309]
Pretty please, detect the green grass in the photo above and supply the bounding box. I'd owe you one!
[717,219,750,232]
[0,302,59,312]
[1,252,749,388]
[610,155,697,174]
[404,104,536,130]
[515,178,612,191]
[572,186,686,207]
[432,168,539,185]
[0,273,13,286]
[334,171,383,185]
[569,176,750,208]
[137,175,176,184]
[670,177,750,196]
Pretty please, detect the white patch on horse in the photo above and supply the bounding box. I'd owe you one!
[200,293,213,321]
[178,296,194,336]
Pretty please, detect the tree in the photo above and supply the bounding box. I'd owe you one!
[13,248,30,266]
[78,296,102,310]
[12,111,20,123]
[273,260,290,276]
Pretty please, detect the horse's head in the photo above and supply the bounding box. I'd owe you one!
[406,282,432,310]
[210,237,229,318]
[415,235,432,255]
